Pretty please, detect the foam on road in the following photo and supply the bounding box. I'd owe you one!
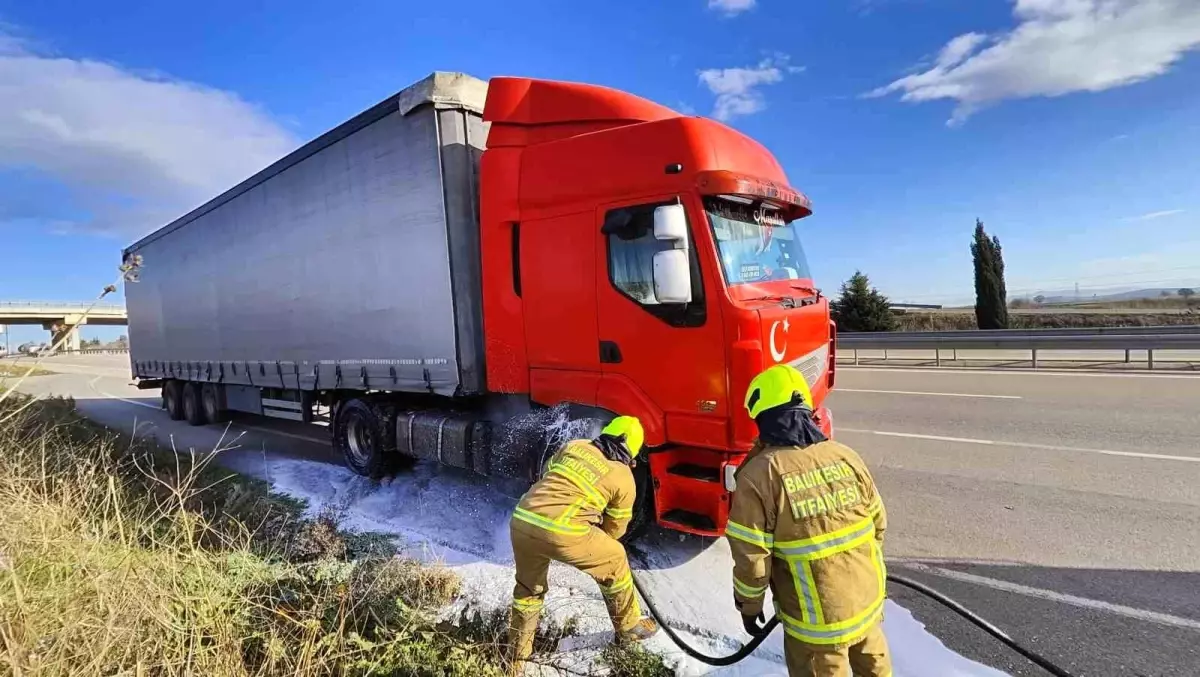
[13,360,1008,676]
[18,355,1200,674]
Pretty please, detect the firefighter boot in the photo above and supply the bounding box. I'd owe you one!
[616,617,661,644]
[507,599,542,671]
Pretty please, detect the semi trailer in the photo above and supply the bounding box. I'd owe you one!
[124,71,835,539]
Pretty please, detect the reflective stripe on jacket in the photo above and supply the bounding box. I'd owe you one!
[727,440,888,647]
[513,440,637,540]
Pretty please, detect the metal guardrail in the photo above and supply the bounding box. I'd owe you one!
[0,302,126,311]
[843,325,1200,340]
[57,348,130,355]
[1,348,129,358]
[838,325,1200,369]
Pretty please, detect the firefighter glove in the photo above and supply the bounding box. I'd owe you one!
[741,610,767,637]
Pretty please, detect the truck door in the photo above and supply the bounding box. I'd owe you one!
[595,196,728,450]
[520,210,602,405]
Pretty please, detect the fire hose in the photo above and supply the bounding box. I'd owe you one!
[629,570,1079,677]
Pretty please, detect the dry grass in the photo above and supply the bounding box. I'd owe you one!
[0,363,54,378]
[599,643,673,677]
[0,396,505,677]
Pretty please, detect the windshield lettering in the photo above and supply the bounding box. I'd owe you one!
[706,197,812,287]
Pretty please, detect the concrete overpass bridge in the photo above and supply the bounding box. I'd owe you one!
[0,302,127,351]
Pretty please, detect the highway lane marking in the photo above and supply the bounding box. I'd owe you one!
[89,377,328,445]
[842,366,1200,380]
[899,562,1200,632]
[839,427,1200,464]
[88,376,159,410]
[239,423,327,445]
[838,388,1021,400]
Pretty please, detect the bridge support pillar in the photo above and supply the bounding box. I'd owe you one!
[44,319,84,353]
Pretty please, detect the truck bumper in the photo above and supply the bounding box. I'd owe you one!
[649,405,834,538]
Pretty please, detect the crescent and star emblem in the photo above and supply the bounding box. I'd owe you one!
[769,318,790,363]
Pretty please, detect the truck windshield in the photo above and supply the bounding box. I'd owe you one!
[705,197,812,286]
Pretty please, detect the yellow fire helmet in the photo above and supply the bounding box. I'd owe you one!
[601,416,645,458]
[744,364,814,419]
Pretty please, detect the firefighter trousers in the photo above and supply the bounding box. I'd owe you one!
[784,621,892,677]
[508,520,641,661]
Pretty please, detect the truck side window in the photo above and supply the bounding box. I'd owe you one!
[603,203,705,327]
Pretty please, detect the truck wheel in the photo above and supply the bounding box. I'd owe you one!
[182,382,207,426]
[163,381,184,421]
[201,384,228,424]
[334,398,398,479]
[622,460,655,542]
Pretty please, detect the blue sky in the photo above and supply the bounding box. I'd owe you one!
[1,0,1199,344]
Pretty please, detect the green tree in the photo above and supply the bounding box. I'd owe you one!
[831,271,897,332]
[1180,288,1196,303]
[1033,294,1046,305]
[971,219,1009,329]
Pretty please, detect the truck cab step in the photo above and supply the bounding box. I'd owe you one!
[660,509,717,533]
[666,463,721,482]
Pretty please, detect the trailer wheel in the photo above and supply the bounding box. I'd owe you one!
[182,382,206,426]
[201,384,228,424]
[334,398,397,479]
[163,380,184,421]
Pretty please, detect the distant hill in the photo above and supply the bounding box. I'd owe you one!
[1035,288,1191,304]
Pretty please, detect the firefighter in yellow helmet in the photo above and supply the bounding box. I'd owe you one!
[727,364,892,676]
[507,416,659,669]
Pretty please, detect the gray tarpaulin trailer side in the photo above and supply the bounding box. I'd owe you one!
[124,73,490,398]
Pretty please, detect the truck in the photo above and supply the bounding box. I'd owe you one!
[124,71,835,539]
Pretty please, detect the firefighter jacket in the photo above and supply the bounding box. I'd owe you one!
[727,440,888,647]
[513,440,637,540]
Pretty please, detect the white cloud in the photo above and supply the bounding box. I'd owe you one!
[708,0,756,17]
[869,0,1200,125]
[698,55,803,121]
[0,31,297,236]
[1127,209,1184,221]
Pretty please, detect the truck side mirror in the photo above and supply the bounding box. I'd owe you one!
[653,204,689,244]
[653,250,692,304]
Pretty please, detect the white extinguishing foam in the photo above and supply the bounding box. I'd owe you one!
[226,445,1009,676]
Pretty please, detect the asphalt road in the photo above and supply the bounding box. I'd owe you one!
[10,355,1200,676]
[830,367,1200,677]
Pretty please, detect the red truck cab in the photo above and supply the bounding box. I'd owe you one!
[479,77,835,536]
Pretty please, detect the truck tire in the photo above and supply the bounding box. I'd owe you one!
[622,460,655,542]
[334,398,399,479]
[163,381,184,421]
[182,382,207,426]
[531,415,653,542]
[201,384,228,424]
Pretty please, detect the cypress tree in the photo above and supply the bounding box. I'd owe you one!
[971,219,1009,329]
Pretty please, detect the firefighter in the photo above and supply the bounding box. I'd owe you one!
[507,416,660,669]
[727,364,892,677]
